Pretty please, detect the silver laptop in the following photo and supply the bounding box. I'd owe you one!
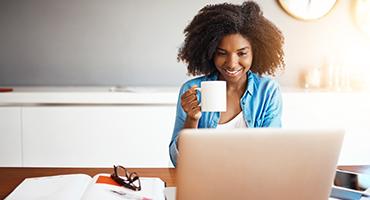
[176,128,344,200]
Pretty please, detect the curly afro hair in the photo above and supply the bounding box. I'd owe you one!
[178,1,285,76]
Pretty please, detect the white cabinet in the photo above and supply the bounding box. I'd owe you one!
[22,106,176,167]
[0,107,22,166]
[282,93,370,128]
[282,92,370,165]
[2,89,370,167]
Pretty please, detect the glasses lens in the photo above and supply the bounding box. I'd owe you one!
[112,165,141,191]
[129,173,141,189]
[116,166,130,181]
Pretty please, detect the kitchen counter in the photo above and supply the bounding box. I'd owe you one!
[0,87,179,105]
[1,86,369,105]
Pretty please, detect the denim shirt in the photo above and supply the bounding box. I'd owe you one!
[169,70,282,166]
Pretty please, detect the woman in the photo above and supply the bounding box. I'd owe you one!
[169,1,285,166]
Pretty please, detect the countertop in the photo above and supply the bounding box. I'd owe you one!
[0,86,179,105]
[0,86,369,105]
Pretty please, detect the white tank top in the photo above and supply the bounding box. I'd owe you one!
[216,111,247,129]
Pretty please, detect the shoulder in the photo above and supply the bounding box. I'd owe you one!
[249,71,280,94]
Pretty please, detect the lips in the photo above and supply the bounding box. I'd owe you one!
[224,68,243,77]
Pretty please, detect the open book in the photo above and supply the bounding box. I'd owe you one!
[5,173,165,200]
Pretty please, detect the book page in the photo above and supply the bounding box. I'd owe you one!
[81,173,165,200]
[5,174,92,200]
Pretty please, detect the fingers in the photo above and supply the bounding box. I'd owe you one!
[181,97,199,113]
[181,85,198,99]
[189,105,201,115]
[187,104,201,120]
[182,94,198,107]
[181,85,201,119]
[181,85,198,107]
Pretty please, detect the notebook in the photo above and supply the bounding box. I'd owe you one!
[176,128,344,200]
[5,173,165,200]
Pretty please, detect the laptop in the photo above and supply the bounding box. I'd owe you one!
[176,128,344,200]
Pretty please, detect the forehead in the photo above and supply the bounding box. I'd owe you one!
[217,34,251,50]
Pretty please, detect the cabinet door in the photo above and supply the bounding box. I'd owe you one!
[282,93,348,128]
[282,93,370,165]
[22,106,176,167]
[0,107,22,166]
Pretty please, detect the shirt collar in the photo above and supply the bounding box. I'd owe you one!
[246,70,255,96]
[237,70,255,101]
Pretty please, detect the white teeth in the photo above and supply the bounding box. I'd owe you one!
[225,68,242,75]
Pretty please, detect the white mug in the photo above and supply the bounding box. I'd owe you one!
[196,81,226,112]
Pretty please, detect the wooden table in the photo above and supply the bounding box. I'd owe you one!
[0,167,176,199]
[0,166,369,199]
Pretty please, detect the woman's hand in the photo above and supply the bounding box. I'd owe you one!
[181,85,201,121]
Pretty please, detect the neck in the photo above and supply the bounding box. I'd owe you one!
[226,75,247,92]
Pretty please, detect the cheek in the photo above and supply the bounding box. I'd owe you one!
[213,56,224,68]
[240,57,252,68]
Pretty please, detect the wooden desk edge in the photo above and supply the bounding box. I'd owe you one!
[0,166,369,199]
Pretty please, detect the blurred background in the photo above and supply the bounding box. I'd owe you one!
[0,0,369,89]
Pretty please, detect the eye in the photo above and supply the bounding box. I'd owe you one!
[238,52,247,57]
[216,51,227,56]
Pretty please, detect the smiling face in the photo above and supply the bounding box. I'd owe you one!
[213,33,253,84]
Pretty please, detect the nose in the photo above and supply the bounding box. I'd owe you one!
[225,53,239,68]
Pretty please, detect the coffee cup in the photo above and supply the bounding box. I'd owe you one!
[196,81,226,112]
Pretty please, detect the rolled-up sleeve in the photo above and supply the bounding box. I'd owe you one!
[169,85,188,167]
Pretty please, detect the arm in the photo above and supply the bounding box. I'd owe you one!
[169,85,201,166]
[261,83,282,127]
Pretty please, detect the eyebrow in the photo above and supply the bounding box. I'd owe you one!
[217,47,250,52]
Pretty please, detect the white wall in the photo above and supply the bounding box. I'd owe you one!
[0,0,369,87]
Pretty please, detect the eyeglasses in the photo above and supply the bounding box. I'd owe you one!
[110,165,141,191]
